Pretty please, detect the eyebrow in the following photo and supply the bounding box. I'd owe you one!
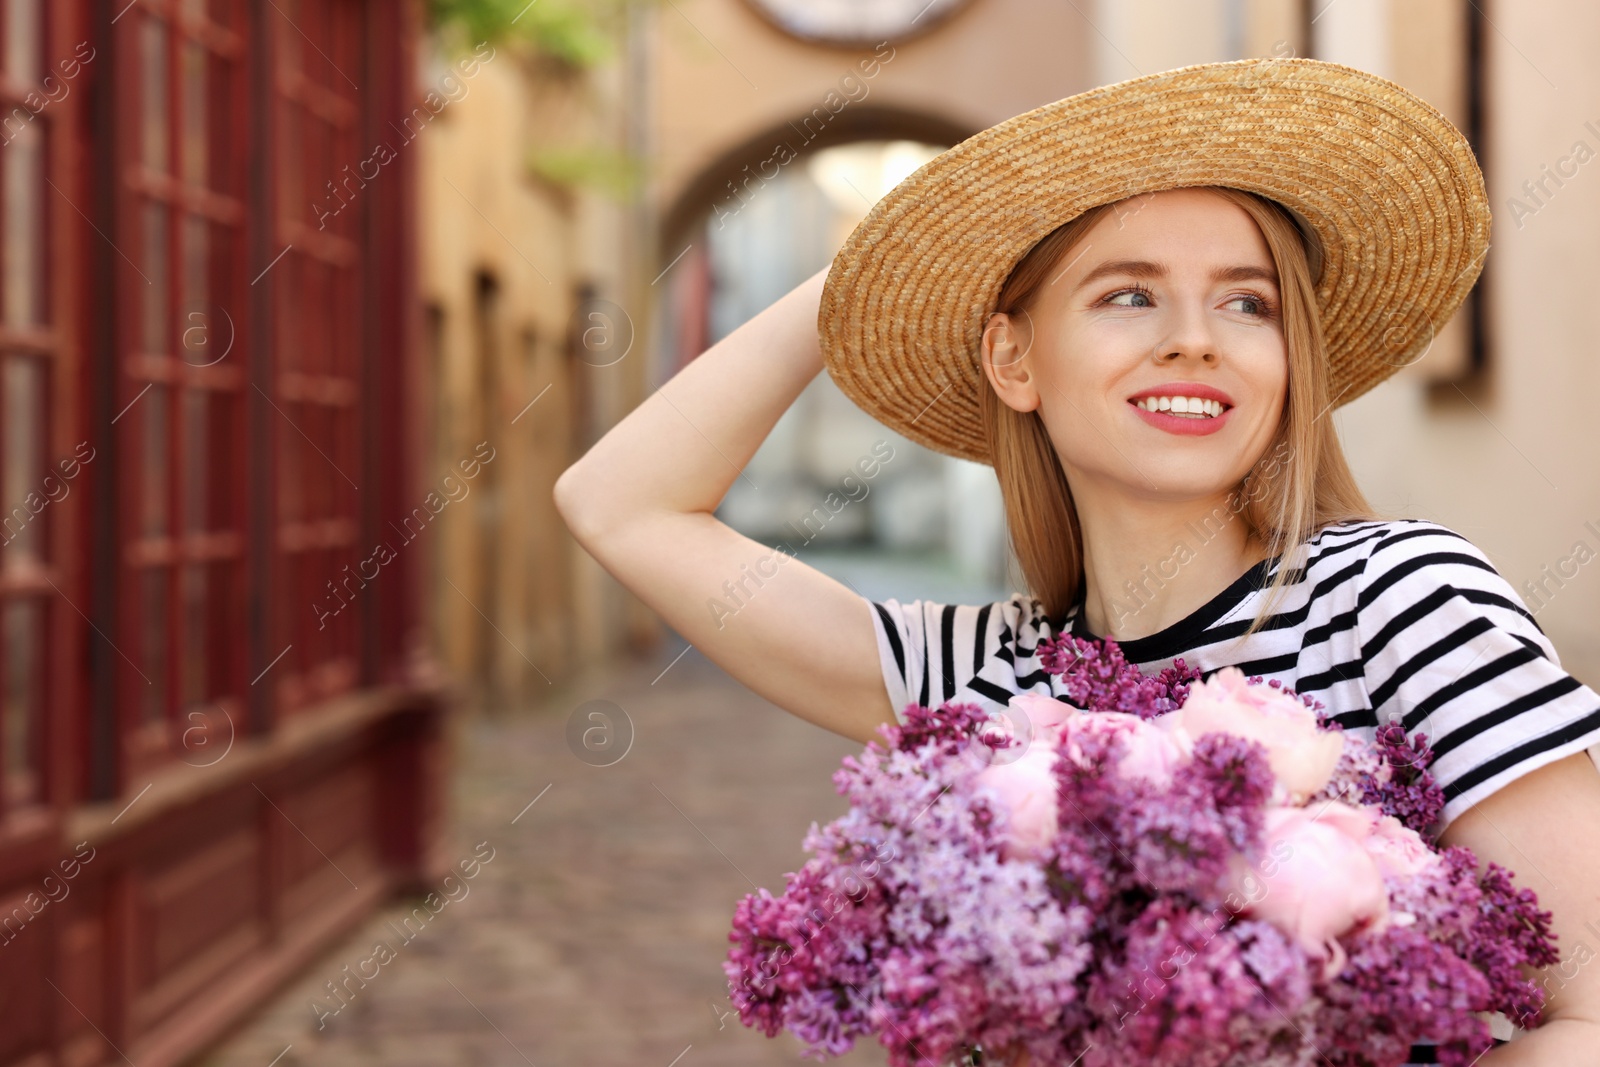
[1073,259,1279,292]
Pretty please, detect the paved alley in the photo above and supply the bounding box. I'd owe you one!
[195,643,893,1067]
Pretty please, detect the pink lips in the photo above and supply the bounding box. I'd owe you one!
[1128,399,1234,437]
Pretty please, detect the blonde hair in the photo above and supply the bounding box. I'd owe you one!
[978,186,1380,640]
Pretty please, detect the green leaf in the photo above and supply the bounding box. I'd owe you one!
[527,146,647,200]
[425,0,624,69]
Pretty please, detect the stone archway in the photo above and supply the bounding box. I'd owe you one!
[658,104,976,256]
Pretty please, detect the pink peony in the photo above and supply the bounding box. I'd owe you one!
[966,700,1184,870]
[1159,666,1343,802]
[975,710,1187,862]
[973,741,1062,861]
[1362,812,1443,880]
[1006,692,1079,734]
[1229,803,1390,980]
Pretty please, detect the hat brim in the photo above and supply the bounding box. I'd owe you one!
[817,57,1490,465]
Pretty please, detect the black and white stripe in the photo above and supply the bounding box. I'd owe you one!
[868,518,1600,831]
[867,518,1598,1062]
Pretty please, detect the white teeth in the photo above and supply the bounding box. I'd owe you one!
[1135,395,1225,417]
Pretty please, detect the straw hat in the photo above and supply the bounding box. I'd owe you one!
[817,57,1490,465]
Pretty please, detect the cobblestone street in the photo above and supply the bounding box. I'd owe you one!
[197,642,892,1067]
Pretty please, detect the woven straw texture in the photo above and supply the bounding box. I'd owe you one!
[817,57,1491,466]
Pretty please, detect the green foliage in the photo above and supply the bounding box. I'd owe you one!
[425,0,616,68]
[426,0,653,198]
[527,145,646,200]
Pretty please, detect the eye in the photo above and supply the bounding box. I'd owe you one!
[1224,292,1276,317]
[1102,285,1154,308]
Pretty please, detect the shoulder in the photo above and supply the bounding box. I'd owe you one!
[1341,517,1553,654]
[1297,516,1472,562]
[1267,518,1420,588]
[1300,517,1511,585]
[1334,522,1600,834]
[1351,518,1518,596]
[1353,517,1497,564]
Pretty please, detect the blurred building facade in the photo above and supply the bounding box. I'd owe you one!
[414,16,647,711]
[0,3,450,1065]
[9,0,1570,1056]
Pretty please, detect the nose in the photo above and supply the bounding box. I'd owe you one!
[1153,298,1218,365]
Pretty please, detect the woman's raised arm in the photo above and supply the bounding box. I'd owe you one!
[552,264,901,744]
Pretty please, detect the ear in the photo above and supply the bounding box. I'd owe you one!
[980,310,1040,414]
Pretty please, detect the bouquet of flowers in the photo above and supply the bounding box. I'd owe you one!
[723,634,1559,1067]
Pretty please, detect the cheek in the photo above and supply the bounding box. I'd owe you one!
[1035,333,1133,447]
[1034,377,1126,474]
[1035,315,1173,468]
[1253,335,1290,417]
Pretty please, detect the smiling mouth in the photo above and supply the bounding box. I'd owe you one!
[1129,395,1231,419]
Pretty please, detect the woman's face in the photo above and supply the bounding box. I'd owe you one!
[984,188,1288,507]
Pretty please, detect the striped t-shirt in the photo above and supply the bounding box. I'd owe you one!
[865,517,1600,1062]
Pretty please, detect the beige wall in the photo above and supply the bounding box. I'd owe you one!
[417,37,640,709]
[645,0,1100,237]
[1091,0,1304,82]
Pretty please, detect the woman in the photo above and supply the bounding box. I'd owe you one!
[555,59,1600,1065]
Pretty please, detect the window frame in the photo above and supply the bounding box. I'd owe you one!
[264,0,369,719]
[112,0,251,786]
[0,0,71,818]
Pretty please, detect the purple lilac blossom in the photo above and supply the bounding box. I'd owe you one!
[724,636,1561,1067]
